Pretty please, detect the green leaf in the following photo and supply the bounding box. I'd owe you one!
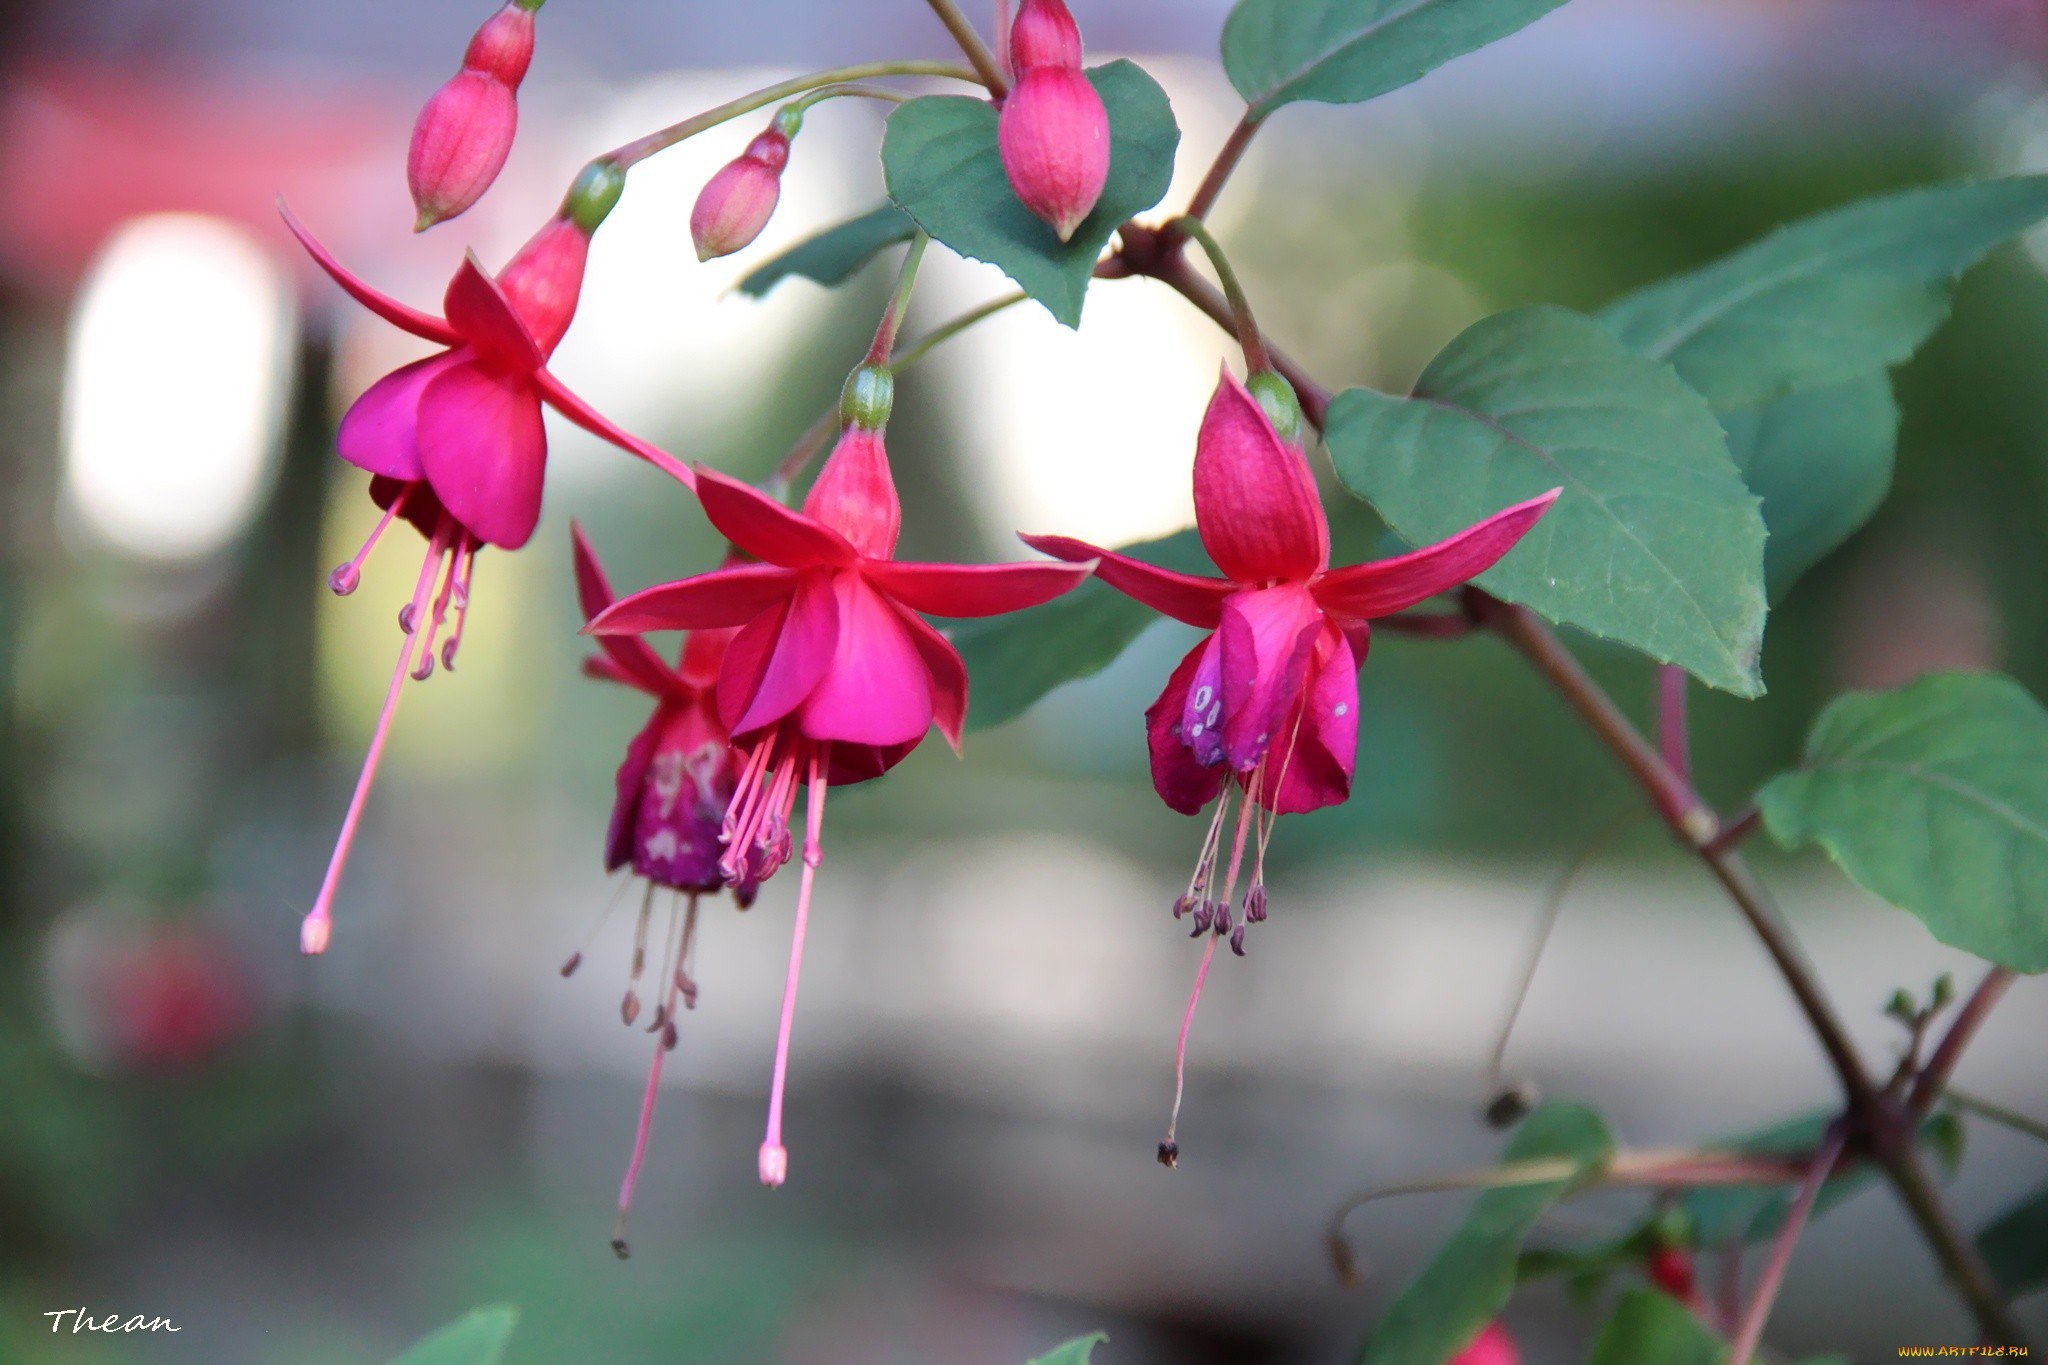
[1363,1103,1611,1365]
[883,61,1179,328]
[1028,1332,1108,1365]
[1979,1179,2048,1297]
[733,204,916,298]
[1325,305,1768,696]
[1587,1289,1724,1365]
[954,529,1212,731]
[390,1306,519,1365]
[1719,374,1898,601]
[1601,176,2048,408]
[1759,672,2048,972]
[1222,0,1569,120]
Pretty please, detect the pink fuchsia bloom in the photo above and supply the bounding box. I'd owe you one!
[568,524,759,1257]
[1025,368,1555,1158]
[589,374,1093,1186]
[407,0,542,230]
[691,108,800,262]
[998,0,1109,242]
[1451,1322,1521,1365]
[283,170,693,959]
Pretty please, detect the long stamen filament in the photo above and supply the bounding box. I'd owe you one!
[608,894,702,1261]
[759,744,829,1187]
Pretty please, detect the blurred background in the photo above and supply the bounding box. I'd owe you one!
[3,0,2047,1359]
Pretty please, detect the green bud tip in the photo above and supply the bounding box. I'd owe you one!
[839,364,894,430]
[563,159,626,233]
[1884,988,1915,1022]
[1246,369,1303,445]
[771,104,805,140]
[514,0,546,13]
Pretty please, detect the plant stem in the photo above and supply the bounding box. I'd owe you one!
[866,232,931,364]
[1183,113,1262,223]
[1729,1125,1848,1365]
[1948,1087,2048,1145]
[1167,216,1272,373]
[1116,238,2029,1345]
[1658,664,1693,786]
[604,61,977,169]
[921,0,1010,95]
[1910,967,2017,1115]
[788,83,913,113]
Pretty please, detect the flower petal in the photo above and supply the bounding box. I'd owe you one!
[571,521,676,695]
[695,465,858,569]
[1018,534,1230,627]
[892,604,968,750]
[799,575,936,747]
[1257,628,1359,816]
[606,709,663,872]
[864,558,1094,618]
[1216,585,1325,771]
[337,352,461,479]
[415,361,548,548]
[1147,637,1230,815]
[1313,489,1561,620]
[442,251,543,373]
[587,562,799,635]
[533,366,697,489]
[719,570,840,737]
[277,201,461,345]
[1193,368,1329,582]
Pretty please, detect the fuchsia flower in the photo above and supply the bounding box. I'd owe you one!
[998,0,1110,242]
[283,165,691,958]
[1451,1322,1521,1365]
[691,109,799,261]
[1025,369,1556,1158]
[408,0,543,230]
[589,368,1093,1186]
[569,524,758,1256]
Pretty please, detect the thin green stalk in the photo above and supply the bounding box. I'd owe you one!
[866,232,931,363]
[787,83,911,114]
[605,62,976,169]
[1166,216,1271,373]
[889,290,1027,371]
[1947,1088,2048,1145]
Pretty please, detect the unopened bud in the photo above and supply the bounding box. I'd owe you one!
[407,2,538,230]
[1645,1245,1698,1302]
[1449,1321,1520,1365]
[1009,0,1082,71]
[691,118,795,261]
[1930,972,1955,1011]
[1246,370,1303,446]
[998,64,1108,242]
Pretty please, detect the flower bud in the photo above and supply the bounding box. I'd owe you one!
[1449,1322,1520,1365]
[999,0,1108,241]
[691,110,800,262]
[1646,1245,1699,1302]
[407,2,540,231]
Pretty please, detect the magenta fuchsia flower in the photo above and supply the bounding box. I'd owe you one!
[998,0,1109,241]
[691,110,798,261]
[1025,369,1556,1158]
[569,523,759,1256]
[283,177,692,958]
[407,0,541,230]
[589,384,1093,1186]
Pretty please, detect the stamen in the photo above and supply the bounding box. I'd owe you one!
[621,881,656,1025]
[299,526,447,955]
[410,537,461,681]
[562,872,640,977]
[327,486,411,596]
[759,743,828,1188]
[645,896,684,1034]
[440,543,477,672]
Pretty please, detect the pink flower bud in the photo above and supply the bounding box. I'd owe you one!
[1450,1322,1520,1365]
[690,122,793,261]
[1009,0,1083,72]
[999,65,1109,242]
[407,2,539,231]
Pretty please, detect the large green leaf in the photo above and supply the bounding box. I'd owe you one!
[883,61,1178,327]
[1719,374,1898,601]
[1587,1289,1724,1365]
[1028,1333,1108,1365]
[1979,1179,2048,1298]
[1601,176,2048,409]
[953,529,1211,731]
[1222,0,1569,120]
[734,204,916,299]
[1325,305,1768,696]
[1760,672,2048,972]
[390,1306,519,1365]
[1362,1103,1611,1365]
